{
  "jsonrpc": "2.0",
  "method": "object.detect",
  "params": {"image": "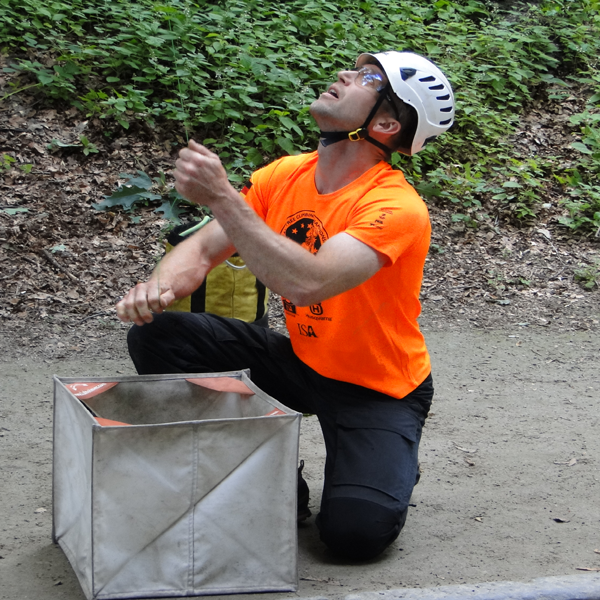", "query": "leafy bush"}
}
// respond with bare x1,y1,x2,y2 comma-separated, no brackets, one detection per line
1,0,599,231
92,170,202,224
